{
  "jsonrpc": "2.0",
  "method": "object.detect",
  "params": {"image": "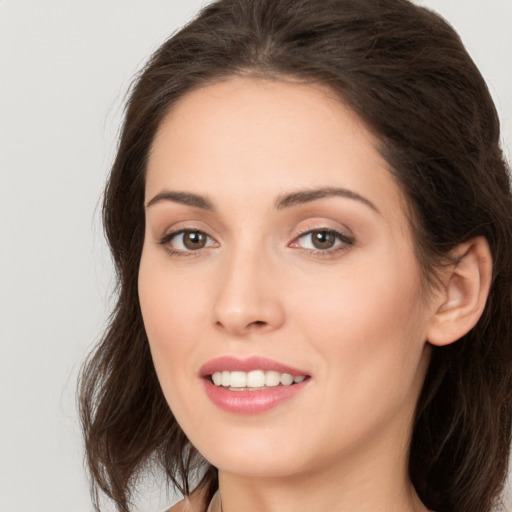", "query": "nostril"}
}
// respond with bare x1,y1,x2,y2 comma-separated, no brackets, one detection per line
214,318,268,334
